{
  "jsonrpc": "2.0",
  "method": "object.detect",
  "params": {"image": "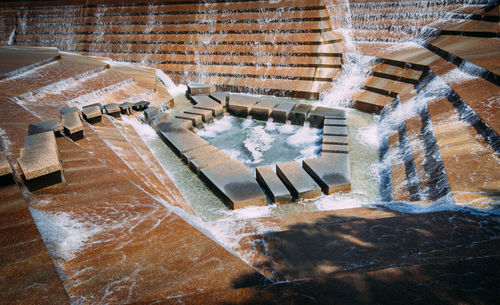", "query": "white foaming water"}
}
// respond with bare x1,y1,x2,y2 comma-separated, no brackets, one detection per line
8,29,15,45
244,125,275,164
155,69,187,98
441,68,477,84
286,125,321,147
356,123,379,147
196,115,235,137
